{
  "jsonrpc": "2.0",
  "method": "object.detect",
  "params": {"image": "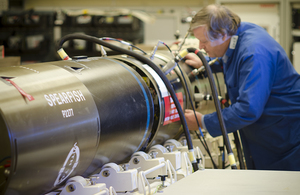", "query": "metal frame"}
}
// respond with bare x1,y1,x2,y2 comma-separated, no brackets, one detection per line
285,0,300,60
